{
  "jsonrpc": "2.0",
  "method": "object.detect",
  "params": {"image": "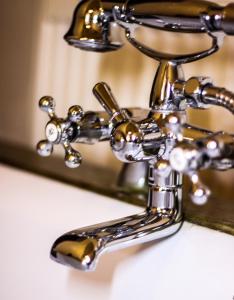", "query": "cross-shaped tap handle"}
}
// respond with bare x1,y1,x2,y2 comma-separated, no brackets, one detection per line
37,96,84,168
